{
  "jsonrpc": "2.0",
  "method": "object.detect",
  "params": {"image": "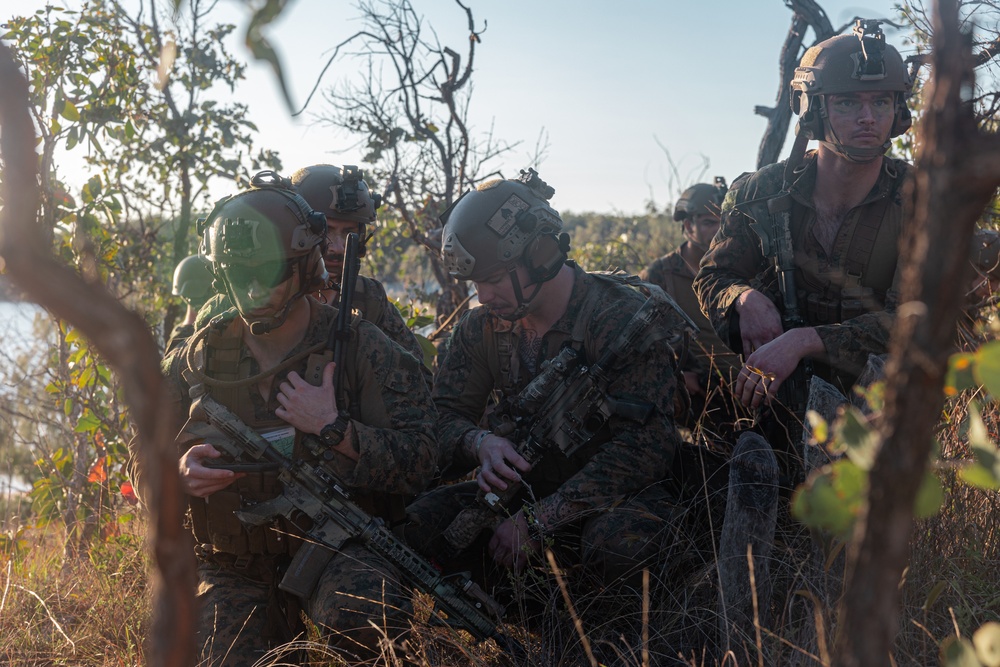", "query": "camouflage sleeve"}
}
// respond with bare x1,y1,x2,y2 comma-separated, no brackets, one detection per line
534,294,683,531
431,307,498,473
324,321,440,496
638,257,668,286
694,177,775,346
